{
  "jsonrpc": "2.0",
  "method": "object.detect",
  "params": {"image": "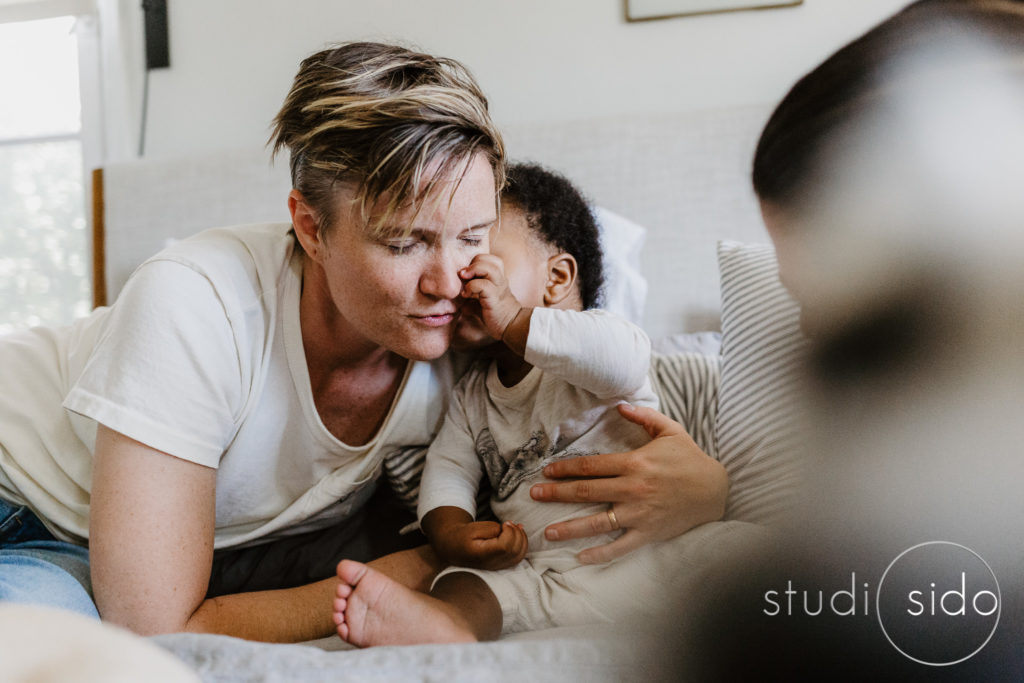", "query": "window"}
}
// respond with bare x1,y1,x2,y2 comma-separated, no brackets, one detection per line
0,15,90,333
